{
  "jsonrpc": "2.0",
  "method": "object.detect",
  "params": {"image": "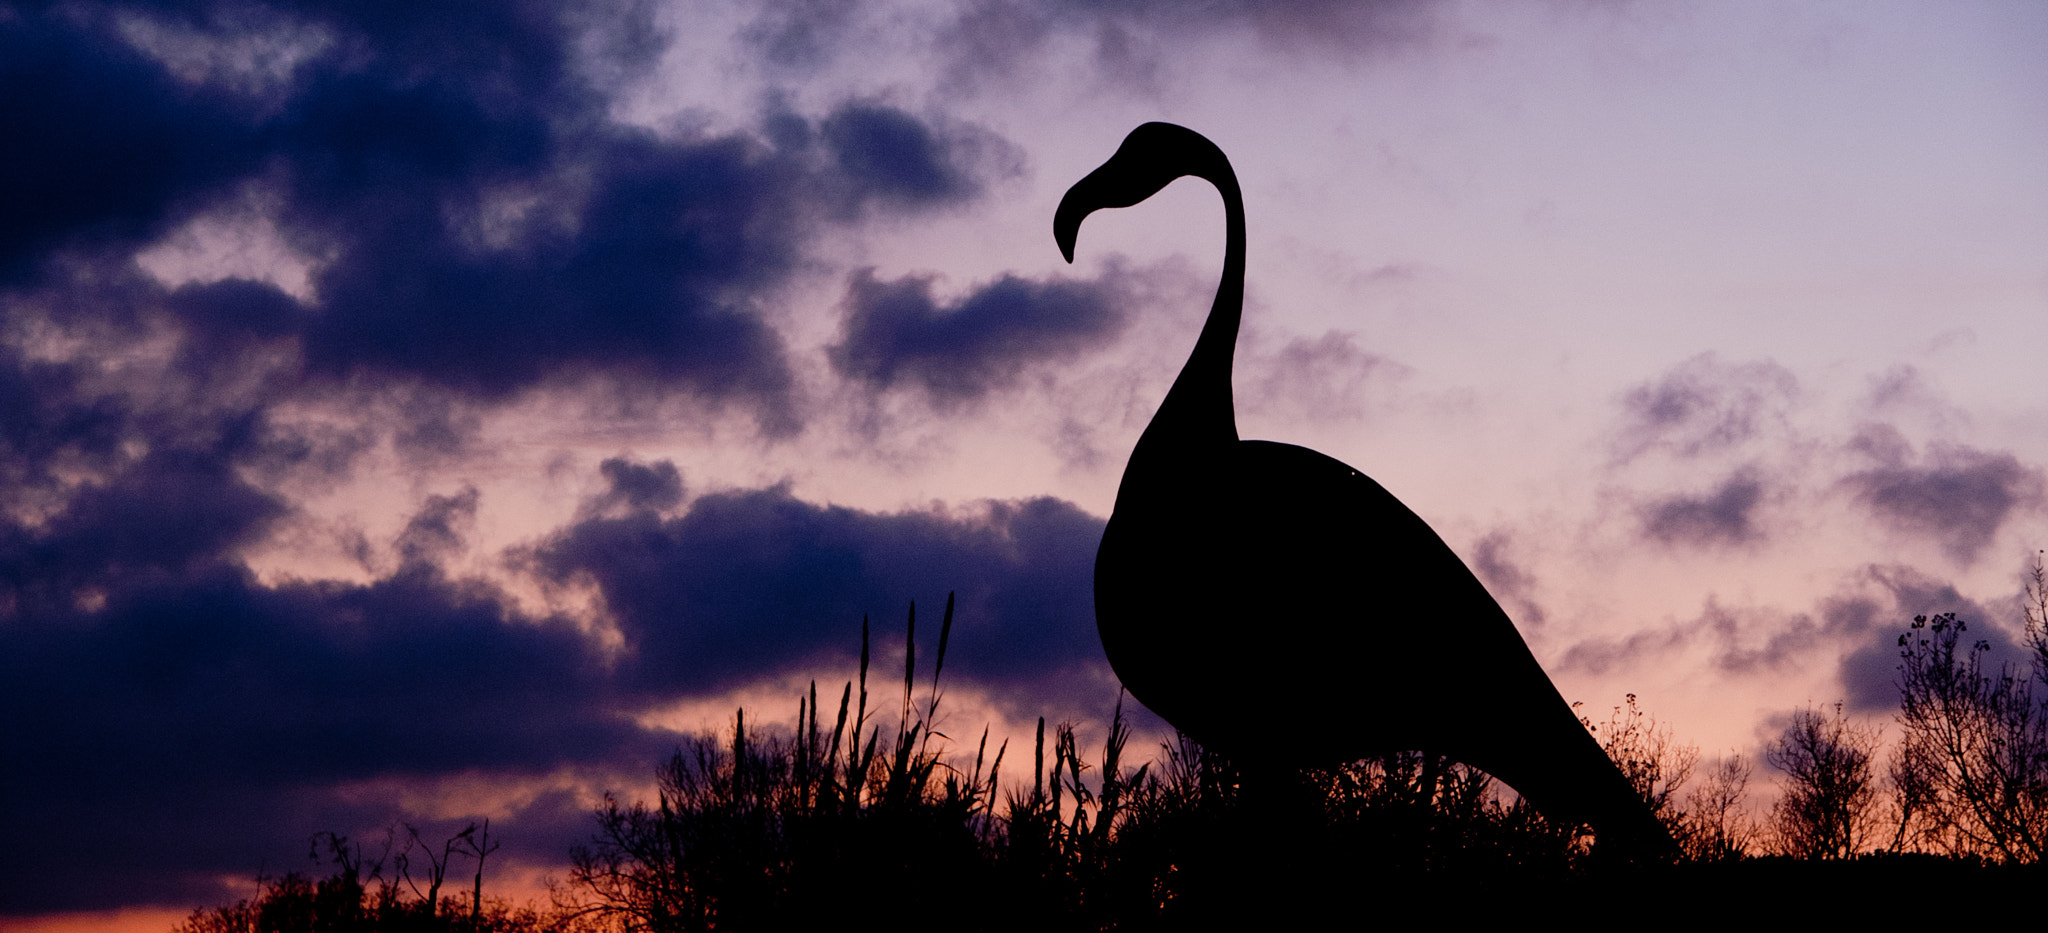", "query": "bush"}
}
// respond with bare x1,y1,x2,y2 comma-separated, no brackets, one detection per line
1680,752,1757,862
555,599,1610,930
1767,703,1880,860
174,828,575,933
558,598,1011,931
